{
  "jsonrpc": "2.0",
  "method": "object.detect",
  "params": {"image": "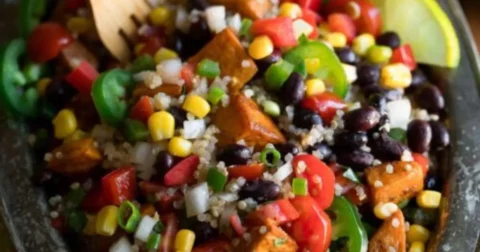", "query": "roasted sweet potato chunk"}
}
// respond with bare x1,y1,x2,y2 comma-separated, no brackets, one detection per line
132,83,183,99
368,210,406,252
248,219,298,252
209,0,272,20
365,161,424,205
48,138,102,175
188,28,257,91
213,94,286,149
